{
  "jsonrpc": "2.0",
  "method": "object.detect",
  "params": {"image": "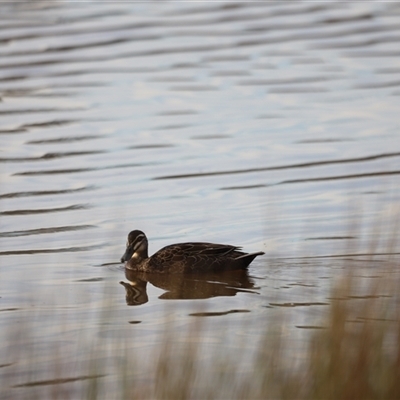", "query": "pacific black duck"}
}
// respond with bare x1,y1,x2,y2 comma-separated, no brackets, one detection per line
120,230,264,273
